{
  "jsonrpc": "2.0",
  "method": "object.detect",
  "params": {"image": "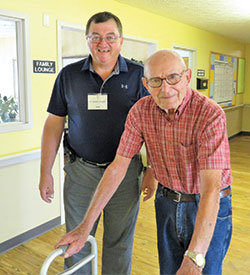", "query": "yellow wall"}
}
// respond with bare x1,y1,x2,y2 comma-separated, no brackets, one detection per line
0,0,248,156
224,107,243,137
244,44,250,104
